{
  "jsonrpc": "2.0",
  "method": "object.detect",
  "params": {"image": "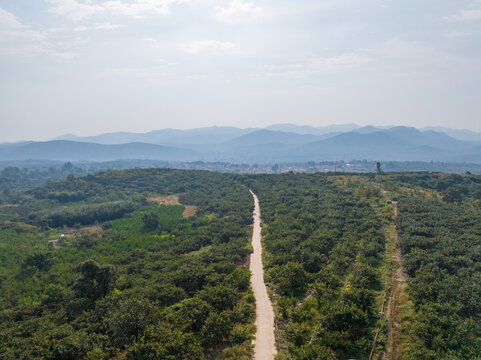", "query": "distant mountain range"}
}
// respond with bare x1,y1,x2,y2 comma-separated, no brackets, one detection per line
0,141,193,162
2,124,481,164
